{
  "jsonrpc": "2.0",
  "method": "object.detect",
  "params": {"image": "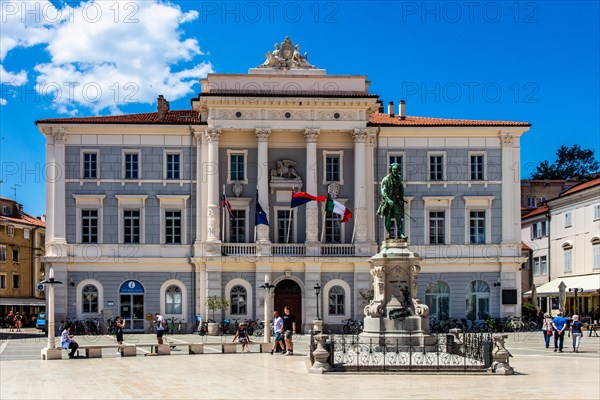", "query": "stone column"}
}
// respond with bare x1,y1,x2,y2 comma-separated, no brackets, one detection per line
45,130,56,250
255,128,271,243
205,128,221,244
193,129,203,245
304,129,320,243
352,129,369,246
